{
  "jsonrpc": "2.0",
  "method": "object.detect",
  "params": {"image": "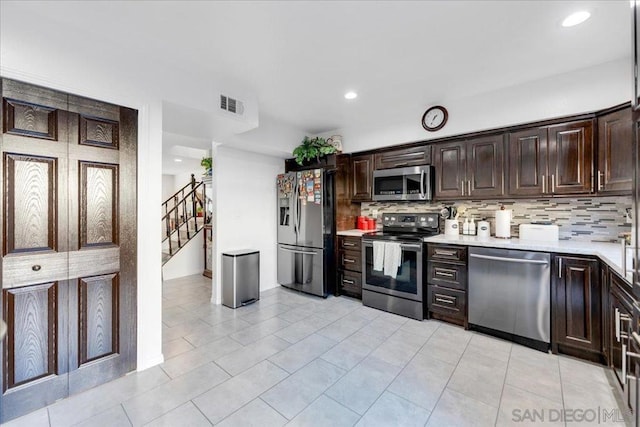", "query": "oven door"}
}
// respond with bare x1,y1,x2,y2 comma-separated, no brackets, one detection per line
361,239,423,301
